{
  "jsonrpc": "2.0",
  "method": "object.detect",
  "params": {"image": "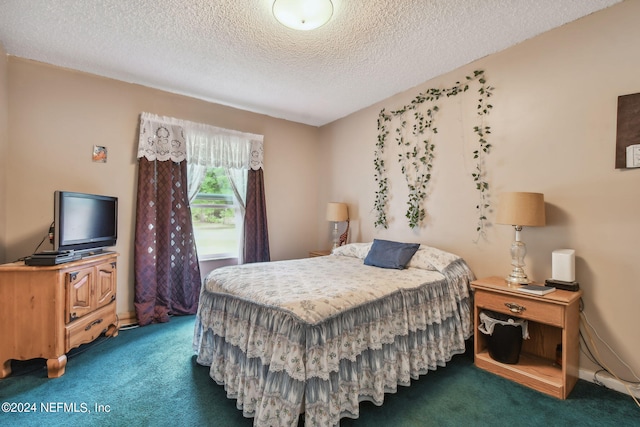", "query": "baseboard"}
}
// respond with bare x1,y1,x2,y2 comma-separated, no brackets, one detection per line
117,311,138,328
579,368,640,398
